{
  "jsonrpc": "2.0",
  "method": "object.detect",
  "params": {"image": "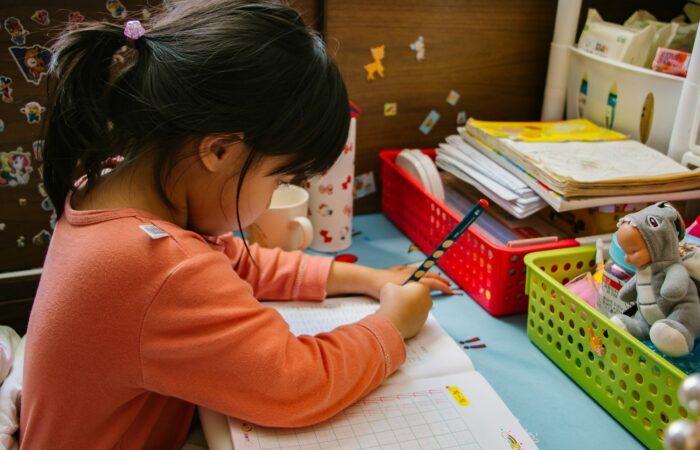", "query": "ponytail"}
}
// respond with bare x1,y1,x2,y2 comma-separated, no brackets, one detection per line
43,22,130,217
